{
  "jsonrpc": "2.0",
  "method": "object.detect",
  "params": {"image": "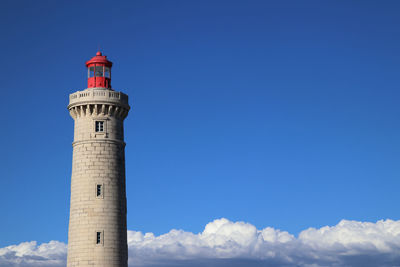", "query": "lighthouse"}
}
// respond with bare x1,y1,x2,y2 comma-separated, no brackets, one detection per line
67,52,130,267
